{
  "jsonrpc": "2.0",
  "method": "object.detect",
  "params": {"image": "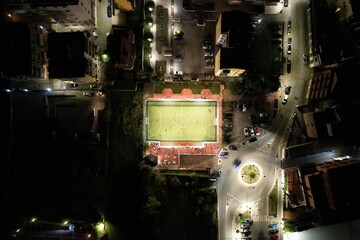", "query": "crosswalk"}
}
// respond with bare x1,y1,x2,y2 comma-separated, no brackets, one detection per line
252,214,269,223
